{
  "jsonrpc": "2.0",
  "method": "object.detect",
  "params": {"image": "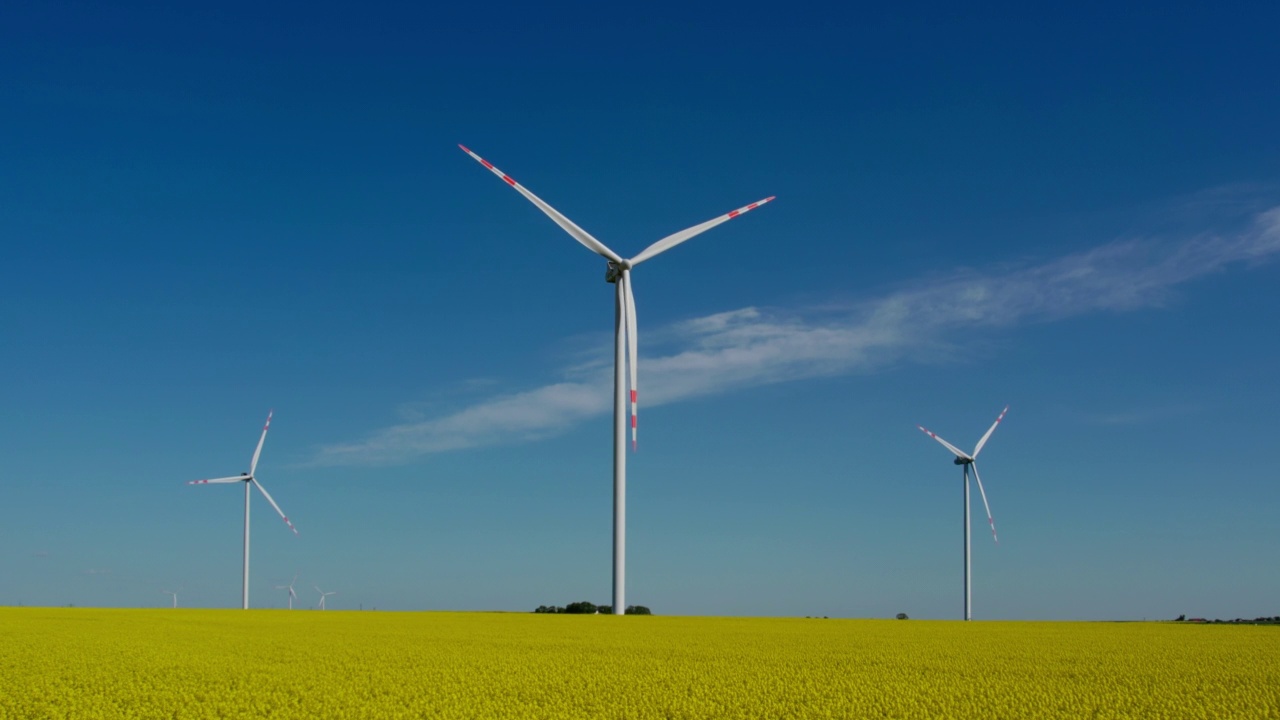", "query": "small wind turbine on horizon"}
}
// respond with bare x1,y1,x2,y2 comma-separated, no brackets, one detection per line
315,585,337,611
162,587,181,609
275,572,299,610
187,411,298,610
460,145,774,615
917,406,1007,621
